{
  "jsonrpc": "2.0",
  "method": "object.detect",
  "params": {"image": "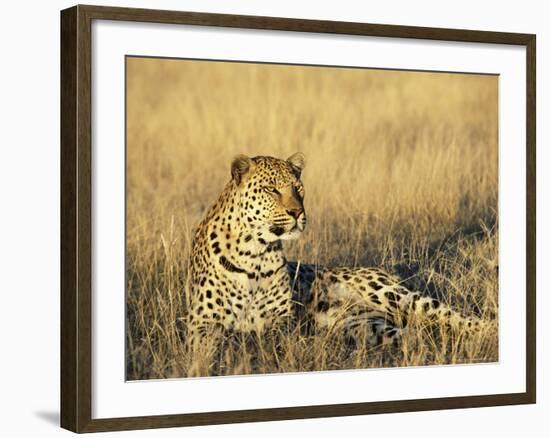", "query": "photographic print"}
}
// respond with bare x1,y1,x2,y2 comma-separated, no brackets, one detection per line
125,57,499,380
